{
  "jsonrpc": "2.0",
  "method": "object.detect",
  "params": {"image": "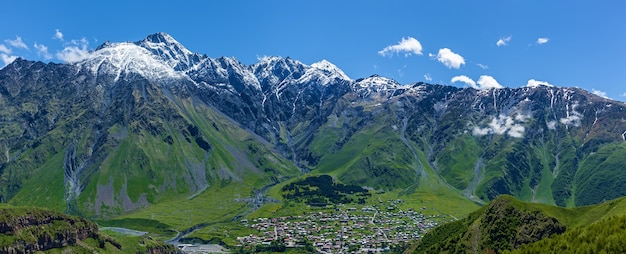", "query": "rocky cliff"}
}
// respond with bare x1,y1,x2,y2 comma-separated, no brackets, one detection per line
0,206,103,253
